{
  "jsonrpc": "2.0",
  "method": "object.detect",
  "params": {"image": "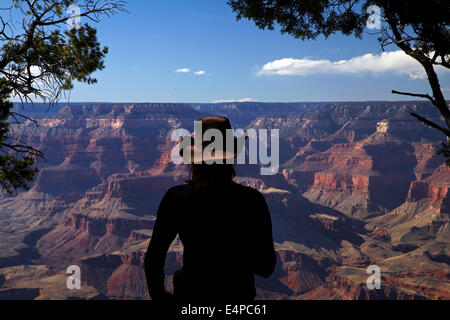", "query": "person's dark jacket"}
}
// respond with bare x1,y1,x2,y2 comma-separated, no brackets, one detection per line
144,181,276,301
